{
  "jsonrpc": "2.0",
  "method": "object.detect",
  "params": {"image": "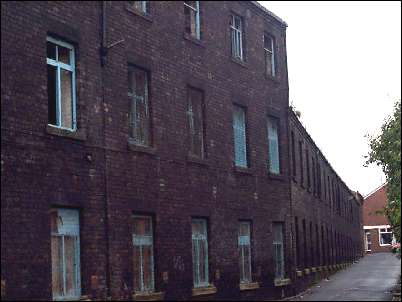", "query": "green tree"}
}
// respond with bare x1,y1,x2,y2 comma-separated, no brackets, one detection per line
366,100,401,246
